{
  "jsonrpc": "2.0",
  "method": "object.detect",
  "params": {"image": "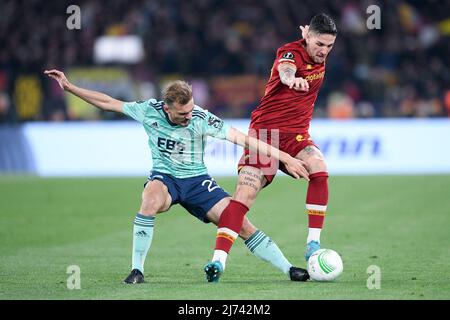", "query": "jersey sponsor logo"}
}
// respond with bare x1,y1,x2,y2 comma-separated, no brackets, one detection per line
157,137,185,156
207,116,223,129
304,71,325,82
151,122,158,129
